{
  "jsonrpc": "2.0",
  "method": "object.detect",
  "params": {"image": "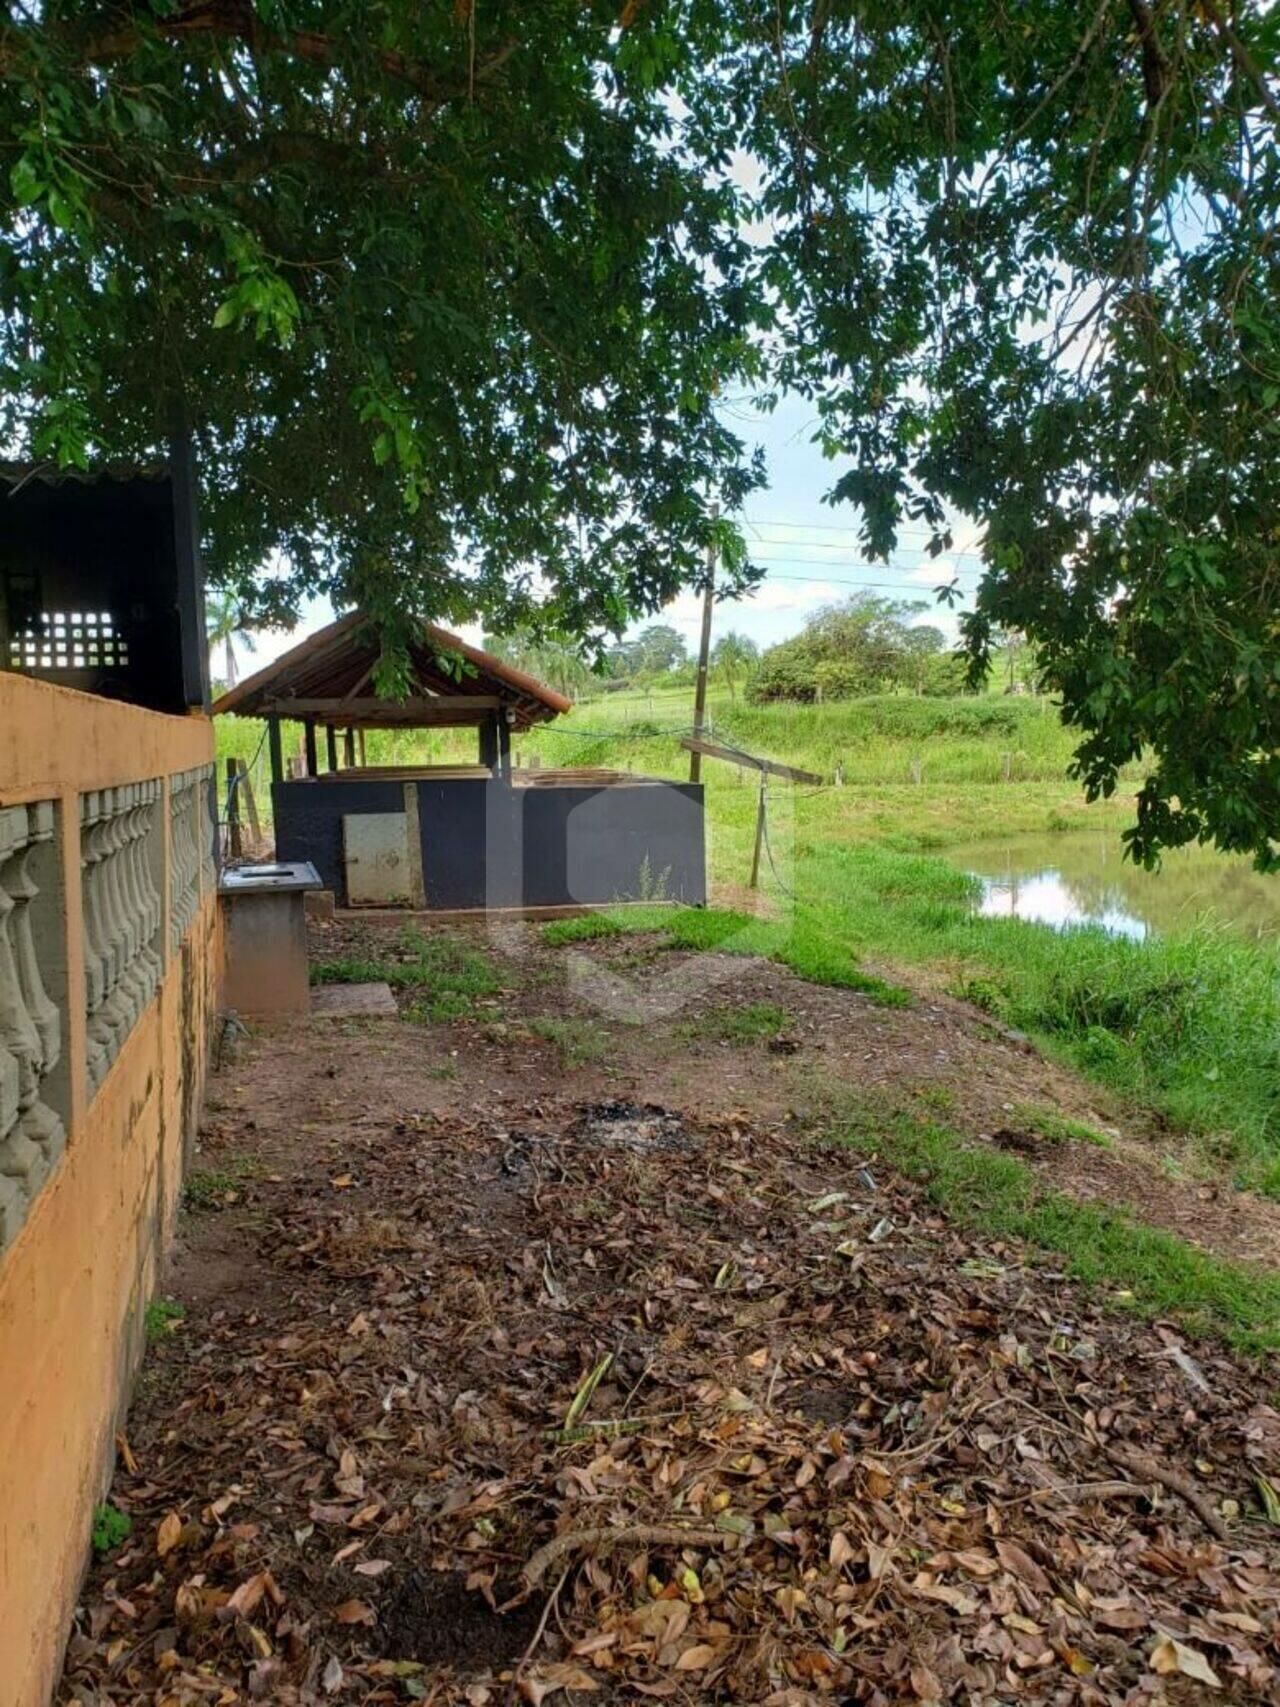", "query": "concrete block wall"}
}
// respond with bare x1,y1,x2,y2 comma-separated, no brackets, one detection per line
0,673,220,1707
273,774,707,909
